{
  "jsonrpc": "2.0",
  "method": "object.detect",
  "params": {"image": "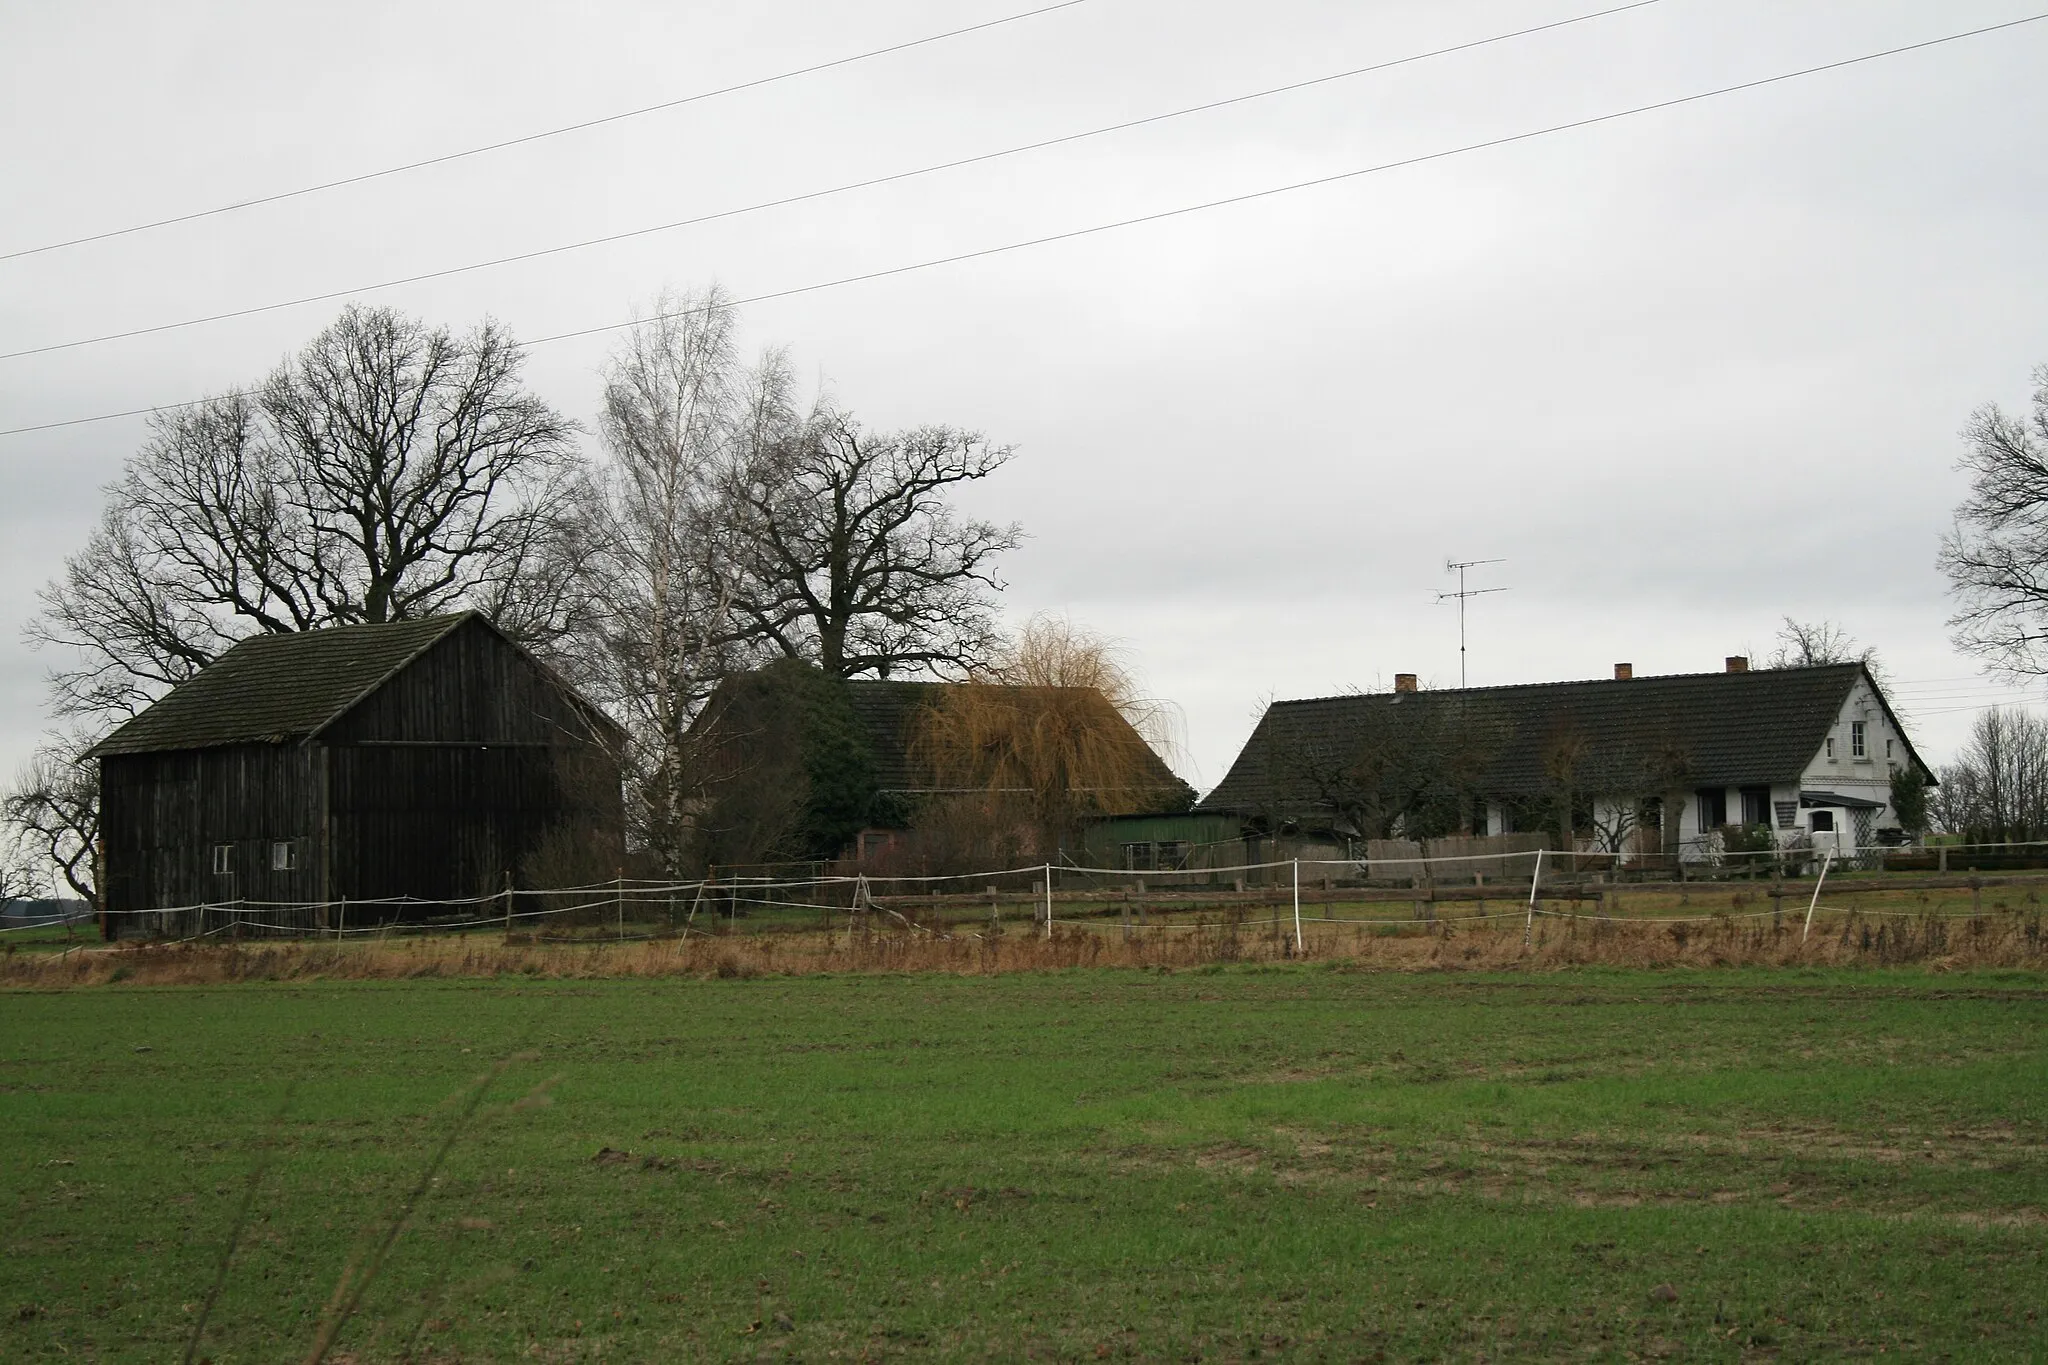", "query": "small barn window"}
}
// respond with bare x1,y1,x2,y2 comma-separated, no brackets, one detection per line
270,841,297,872
1810,810,1835,833
1155,840,1188,871
210,844,232,875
